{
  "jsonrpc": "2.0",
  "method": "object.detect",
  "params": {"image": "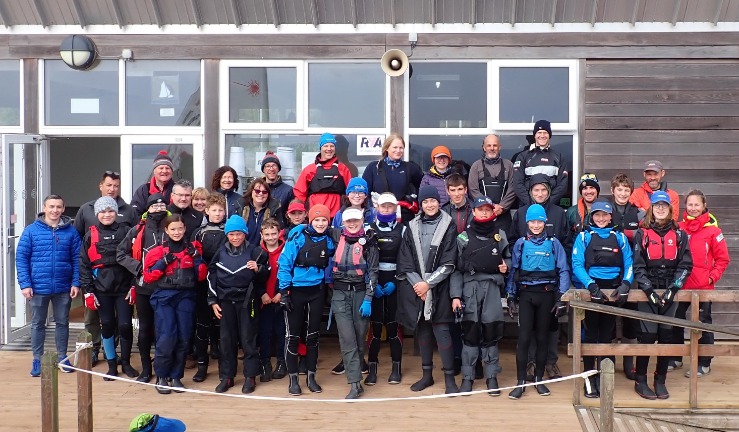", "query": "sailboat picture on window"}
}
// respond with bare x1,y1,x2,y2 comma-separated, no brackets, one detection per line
151,75,179,105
